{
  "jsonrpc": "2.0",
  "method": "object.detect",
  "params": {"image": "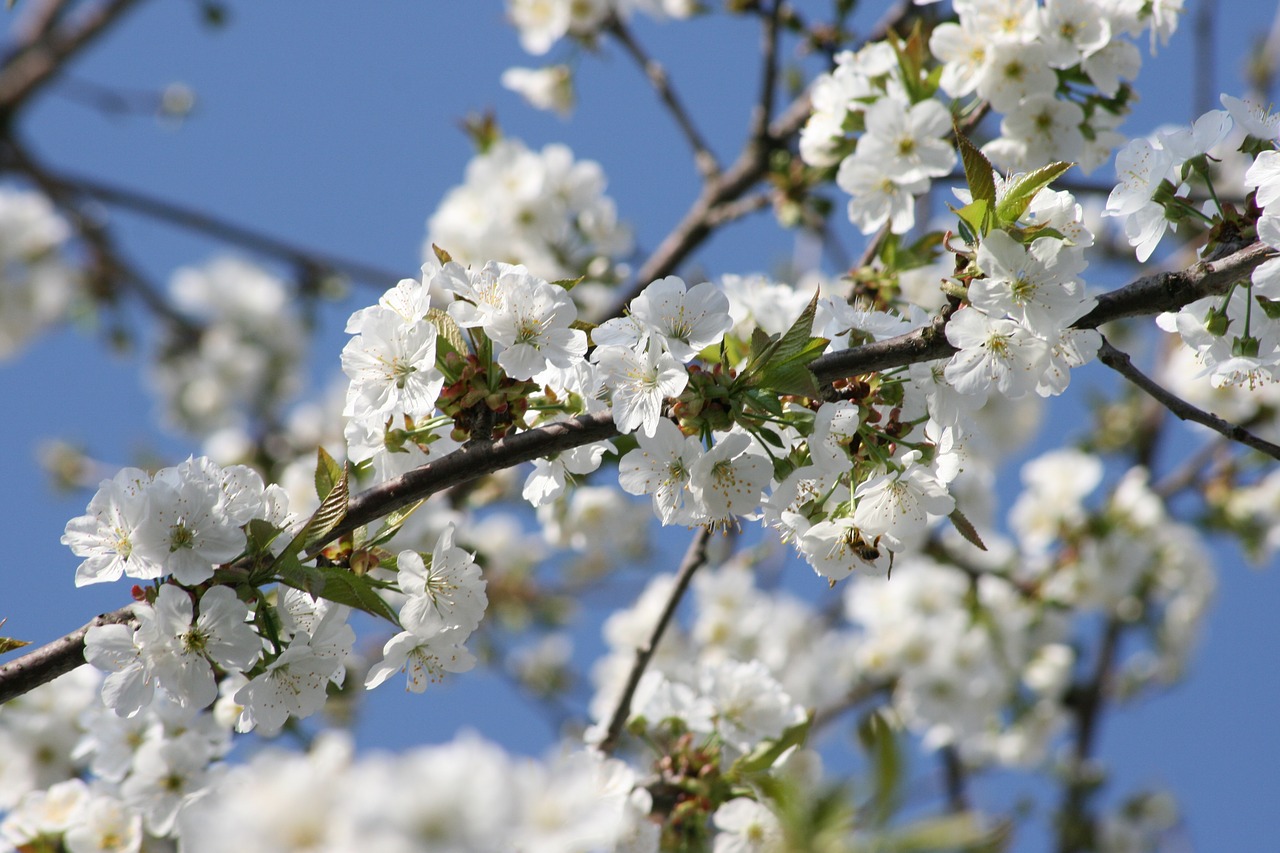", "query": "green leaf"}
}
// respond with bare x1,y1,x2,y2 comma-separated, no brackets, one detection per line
953,198,993,241
743,294,828,398
955,126,997,209
366,498,426,549
550,275,585,292
730,718,811,776
314,447,343,504
995,161,1073,225
431,243,454,265
949,507,988,551
858,709,903,828
748,326,775,365
755,425,787,448
0,636,30,655
743,387,785,418
296,566,401,625
274,553,327,599
427,307,468,357
303,463,349,551
245,518,284,556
